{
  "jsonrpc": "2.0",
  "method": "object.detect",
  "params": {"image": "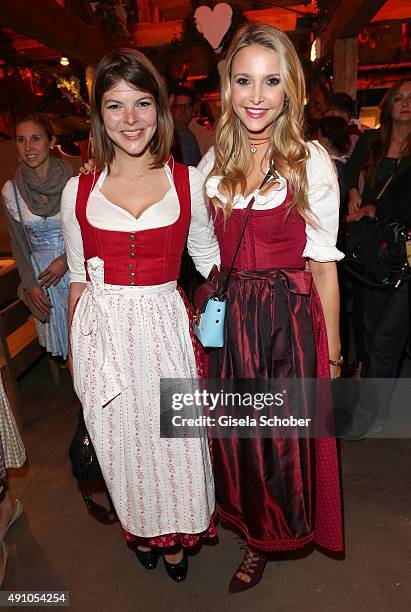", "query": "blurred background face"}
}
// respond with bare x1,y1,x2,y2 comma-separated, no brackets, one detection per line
324,108,350,123
317,129,330,151
172,95,193,126
309,84,328,120
391,81,411,124
16,120,53,171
